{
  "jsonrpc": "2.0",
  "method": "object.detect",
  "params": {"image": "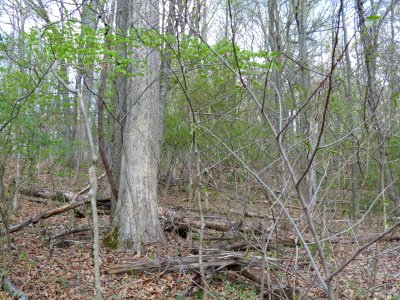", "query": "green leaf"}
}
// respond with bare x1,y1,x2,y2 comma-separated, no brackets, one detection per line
341,209,350,218
271,60,281,71
305,141,312,151
294,84,302,93
392,92,400,108
366,15,380,21
383,197,389,207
